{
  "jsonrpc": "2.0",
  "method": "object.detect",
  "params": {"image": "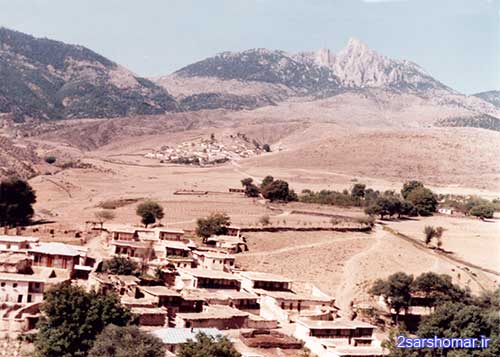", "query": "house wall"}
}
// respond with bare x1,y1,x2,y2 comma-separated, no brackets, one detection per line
0,280,44,304
31,253,78,270
136,312,167,326
159,232,184,241
0,242,30,251
175,315,247,330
